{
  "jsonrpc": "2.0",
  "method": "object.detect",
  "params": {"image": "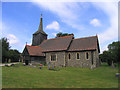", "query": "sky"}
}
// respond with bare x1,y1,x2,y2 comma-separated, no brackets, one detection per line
1,0,118,53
